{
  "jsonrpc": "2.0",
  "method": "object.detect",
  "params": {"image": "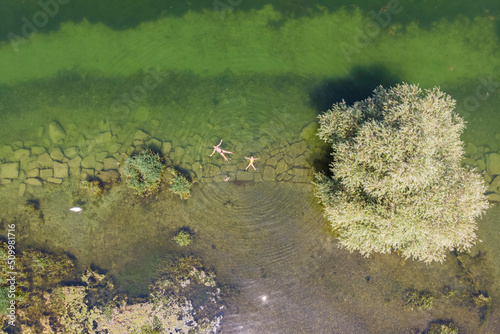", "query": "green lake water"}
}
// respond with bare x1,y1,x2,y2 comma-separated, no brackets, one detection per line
1,0,500,333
